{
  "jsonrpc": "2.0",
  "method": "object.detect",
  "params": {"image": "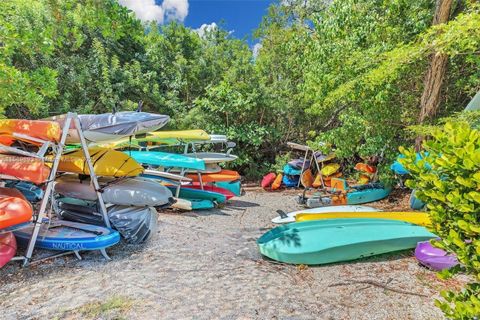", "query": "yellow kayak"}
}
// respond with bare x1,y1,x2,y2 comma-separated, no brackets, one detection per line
100,130,210,148
295,211,431,226
52,147,143,177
